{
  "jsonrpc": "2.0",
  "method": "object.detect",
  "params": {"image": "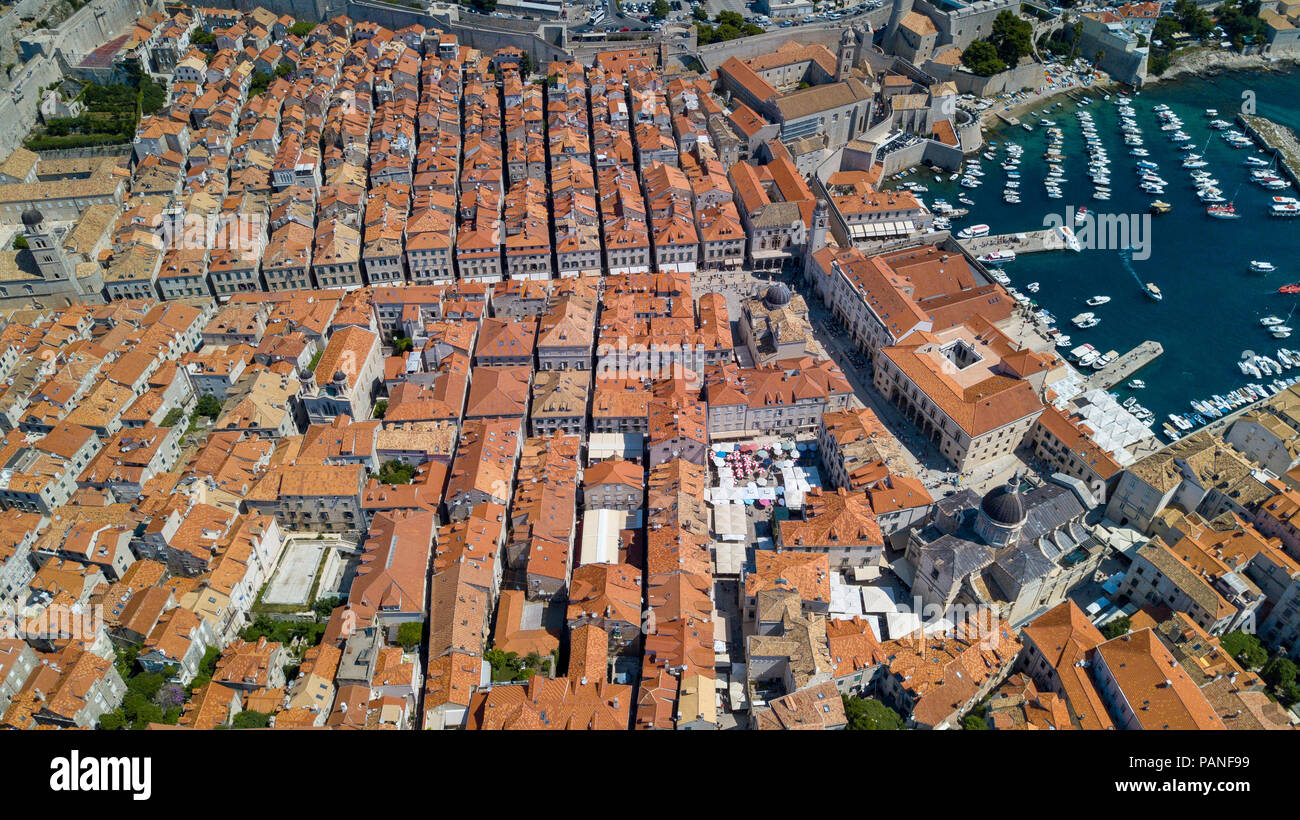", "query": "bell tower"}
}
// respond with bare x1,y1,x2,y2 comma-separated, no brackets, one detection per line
21,208,72,282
